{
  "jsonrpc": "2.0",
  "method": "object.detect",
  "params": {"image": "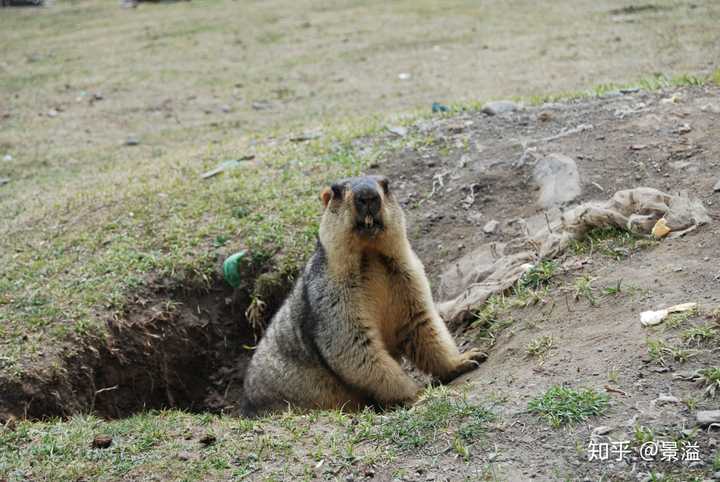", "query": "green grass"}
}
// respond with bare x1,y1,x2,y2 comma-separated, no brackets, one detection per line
520,260,558,290
528,386,609,428
0,386,494,480
526,335,553,360
698,367,720,398
568,227,656,260
573,275,597,306
681,325,717,346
